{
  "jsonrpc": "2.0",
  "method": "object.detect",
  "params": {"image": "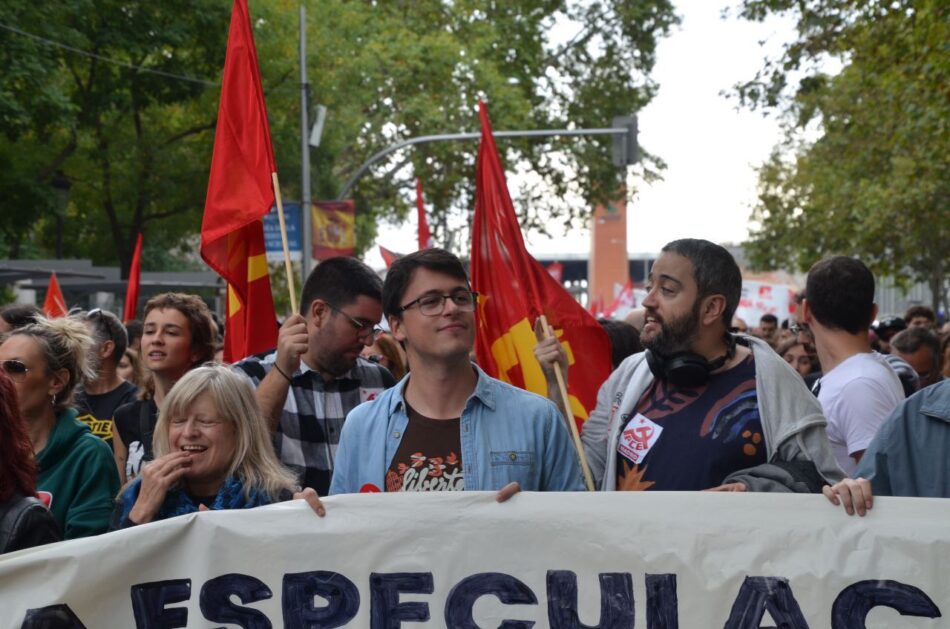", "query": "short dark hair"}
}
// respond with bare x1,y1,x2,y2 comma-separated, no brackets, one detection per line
760,314,778,325
300,257,382,315
904,305,936,324
660,239,742,328
76,308,128,363
891,326,940,360
805,256,875,334
0,304,41,330
597,319,642,368
383,249,469,320
125,319,144,345
143,293,217,366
